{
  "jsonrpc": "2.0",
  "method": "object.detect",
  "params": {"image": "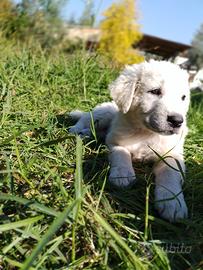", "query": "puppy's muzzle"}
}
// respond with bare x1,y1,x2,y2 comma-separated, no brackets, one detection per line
167,114,184,128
